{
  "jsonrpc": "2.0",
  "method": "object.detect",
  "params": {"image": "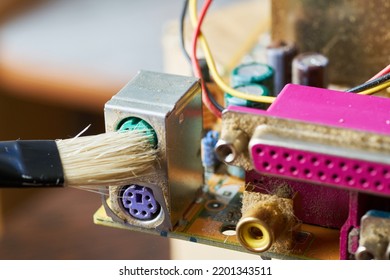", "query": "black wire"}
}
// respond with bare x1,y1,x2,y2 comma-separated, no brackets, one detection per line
198,58,224,112
180,0,192,65
346,72,390,93
204,83,225,112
